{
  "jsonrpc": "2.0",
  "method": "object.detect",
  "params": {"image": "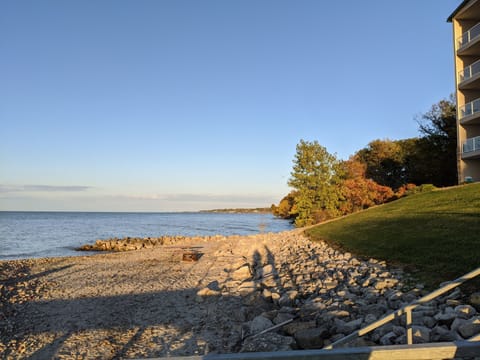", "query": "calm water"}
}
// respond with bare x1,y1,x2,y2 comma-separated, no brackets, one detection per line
0,211,293,260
